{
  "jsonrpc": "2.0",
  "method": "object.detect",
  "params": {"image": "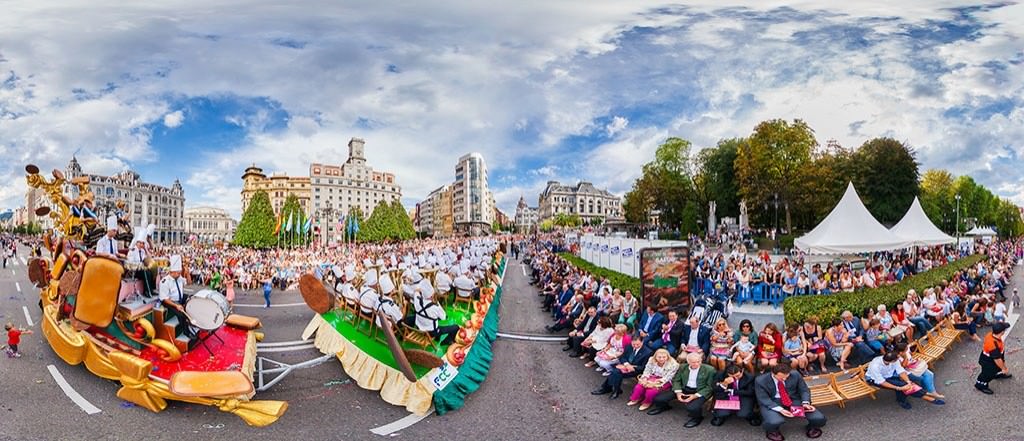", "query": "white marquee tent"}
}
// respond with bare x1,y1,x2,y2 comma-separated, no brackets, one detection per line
794,182,913,254
889,197,956,246
965,226,998,237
